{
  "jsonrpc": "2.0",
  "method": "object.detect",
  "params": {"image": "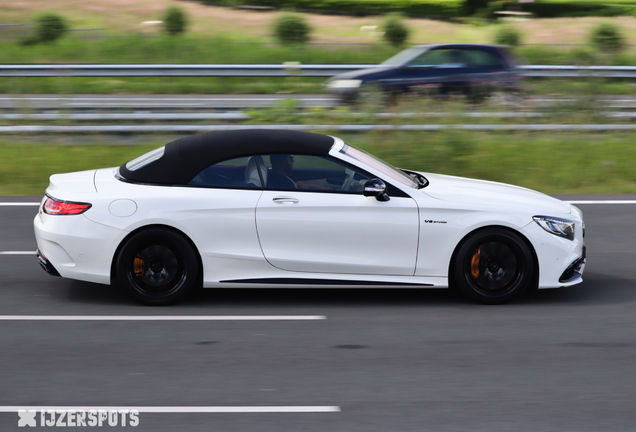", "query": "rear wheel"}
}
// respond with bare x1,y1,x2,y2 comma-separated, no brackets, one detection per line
115,228,199,305
452,228,535,304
